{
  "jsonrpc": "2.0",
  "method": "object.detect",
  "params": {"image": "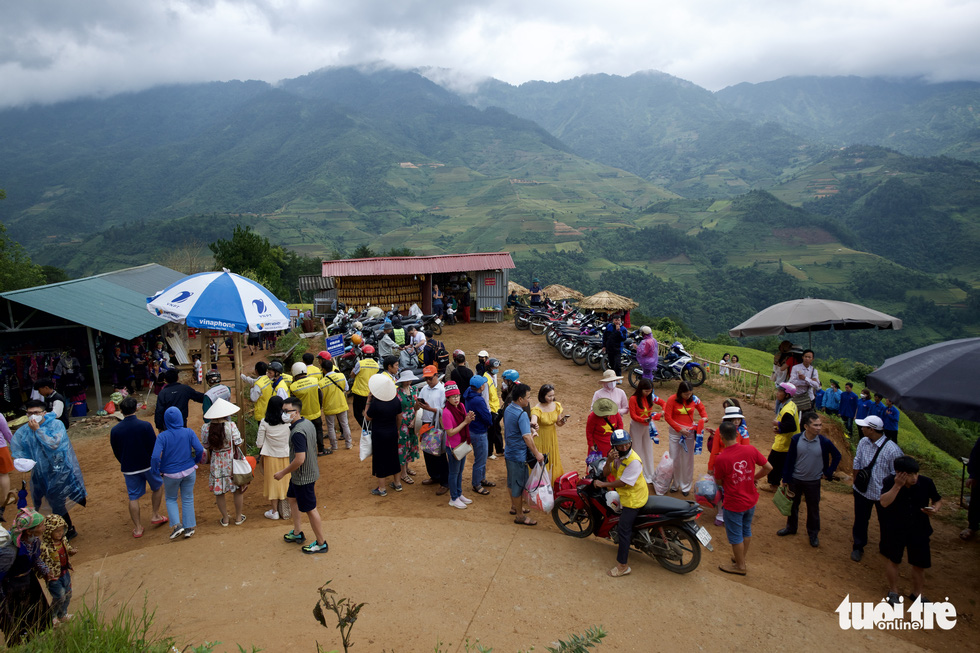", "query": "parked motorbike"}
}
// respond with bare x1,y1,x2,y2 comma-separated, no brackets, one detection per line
627,341,705,388
552,460,712,574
